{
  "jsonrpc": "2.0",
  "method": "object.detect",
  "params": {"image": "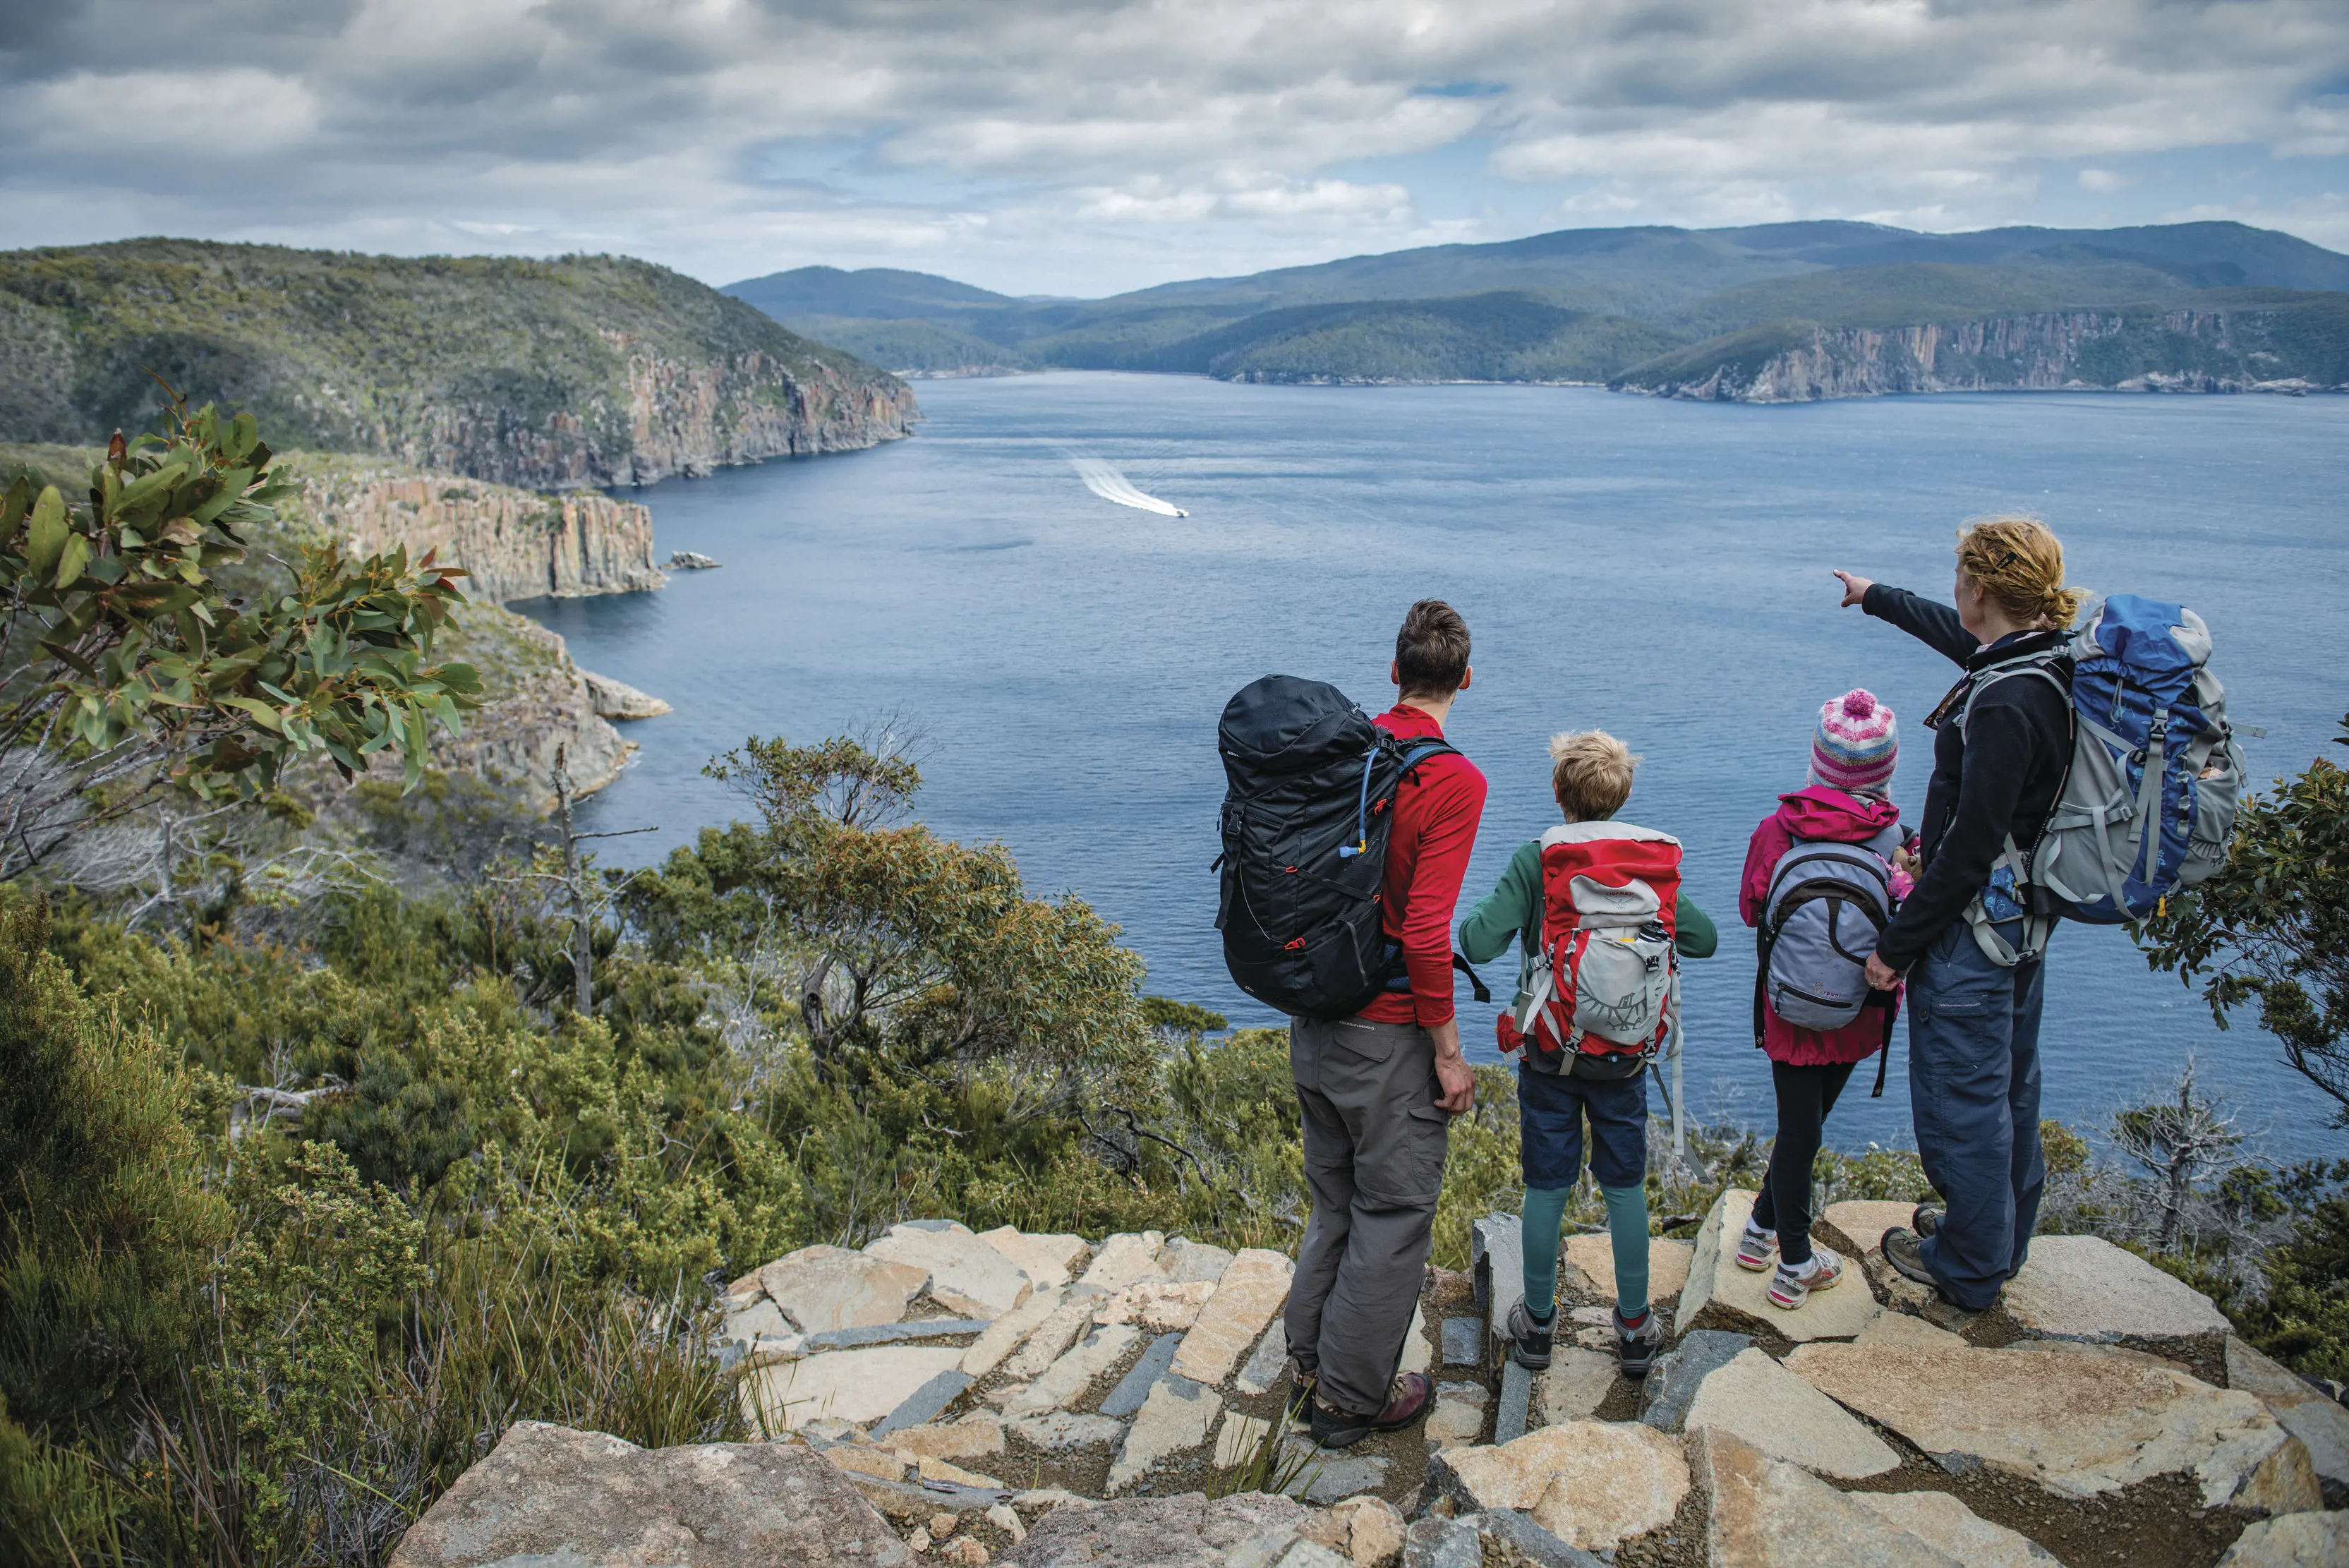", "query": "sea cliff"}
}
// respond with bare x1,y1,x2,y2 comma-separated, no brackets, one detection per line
300,466,664,604
1613,306,2349,403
